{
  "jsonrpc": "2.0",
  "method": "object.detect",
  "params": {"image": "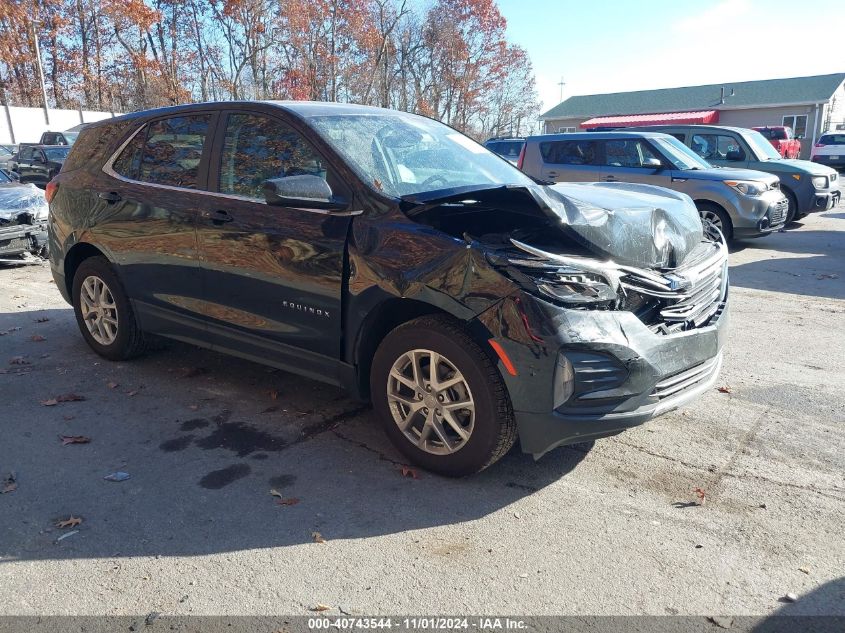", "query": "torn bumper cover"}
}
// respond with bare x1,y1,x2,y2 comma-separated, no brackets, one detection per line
474,182,729,457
